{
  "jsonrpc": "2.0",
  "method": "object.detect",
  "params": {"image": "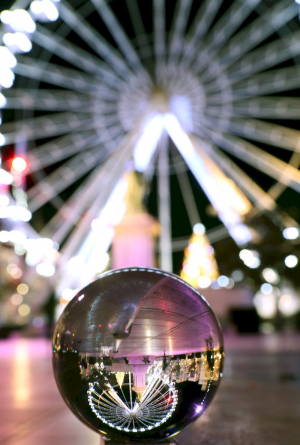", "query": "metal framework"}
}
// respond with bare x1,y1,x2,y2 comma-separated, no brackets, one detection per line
0,0,300,302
